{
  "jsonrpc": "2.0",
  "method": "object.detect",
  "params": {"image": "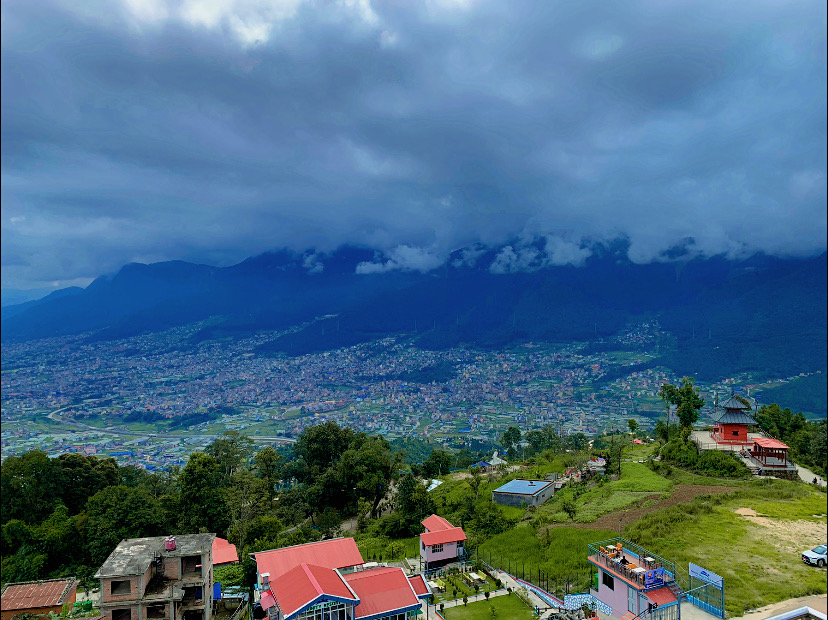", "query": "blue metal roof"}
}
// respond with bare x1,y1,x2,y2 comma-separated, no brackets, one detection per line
494,479,552,496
